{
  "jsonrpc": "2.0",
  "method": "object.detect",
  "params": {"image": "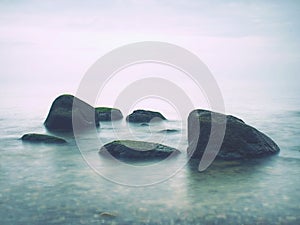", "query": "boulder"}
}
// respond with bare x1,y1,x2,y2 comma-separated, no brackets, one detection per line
99,140,180,159
187,109,280,160
21,133,67,144
126,110,166,123
95,107,123,121
44,94,100,131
